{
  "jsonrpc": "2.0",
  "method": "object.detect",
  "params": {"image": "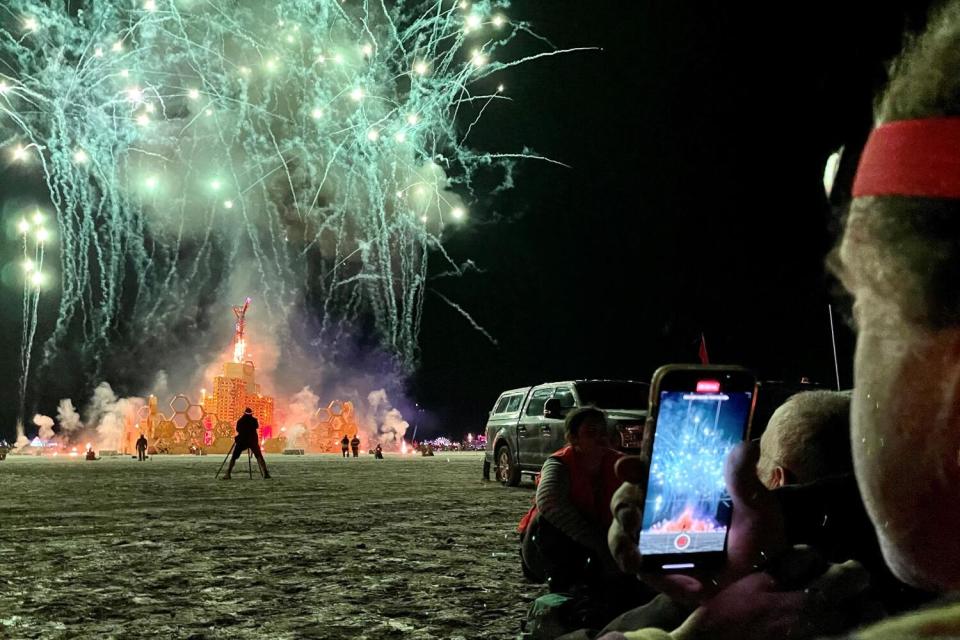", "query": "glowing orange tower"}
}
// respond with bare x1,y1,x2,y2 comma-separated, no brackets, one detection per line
201,298,275,438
